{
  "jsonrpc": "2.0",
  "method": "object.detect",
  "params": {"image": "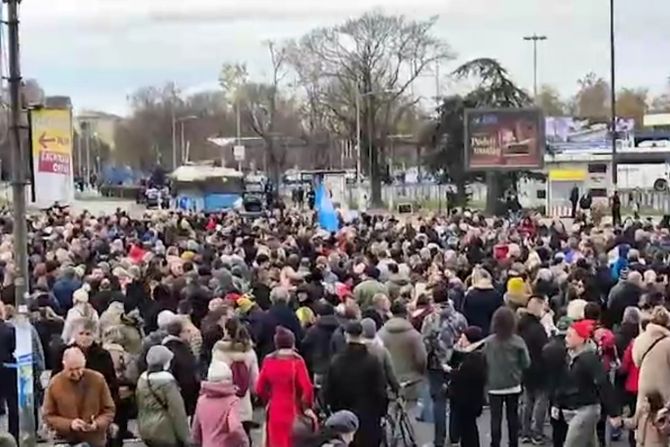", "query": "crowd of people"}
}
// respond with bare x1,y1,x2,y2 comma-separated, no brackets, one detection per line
1,203,670,447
